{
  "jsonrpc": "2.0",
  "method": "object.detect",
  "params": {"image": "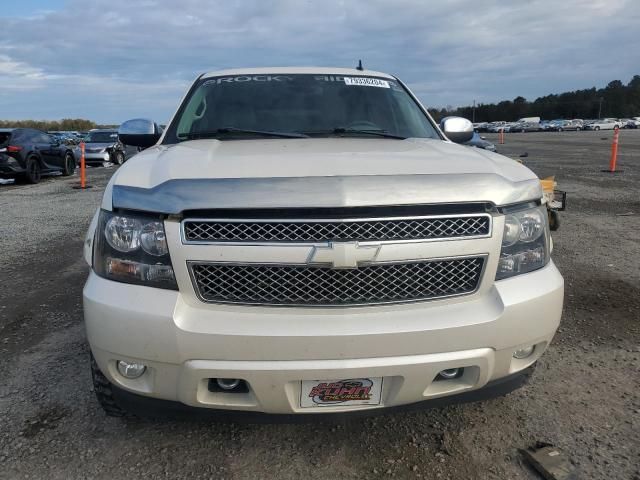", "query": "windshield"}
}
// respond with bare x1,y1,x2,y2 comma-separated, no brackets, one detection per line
86,132,117,143
163,74,439,143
